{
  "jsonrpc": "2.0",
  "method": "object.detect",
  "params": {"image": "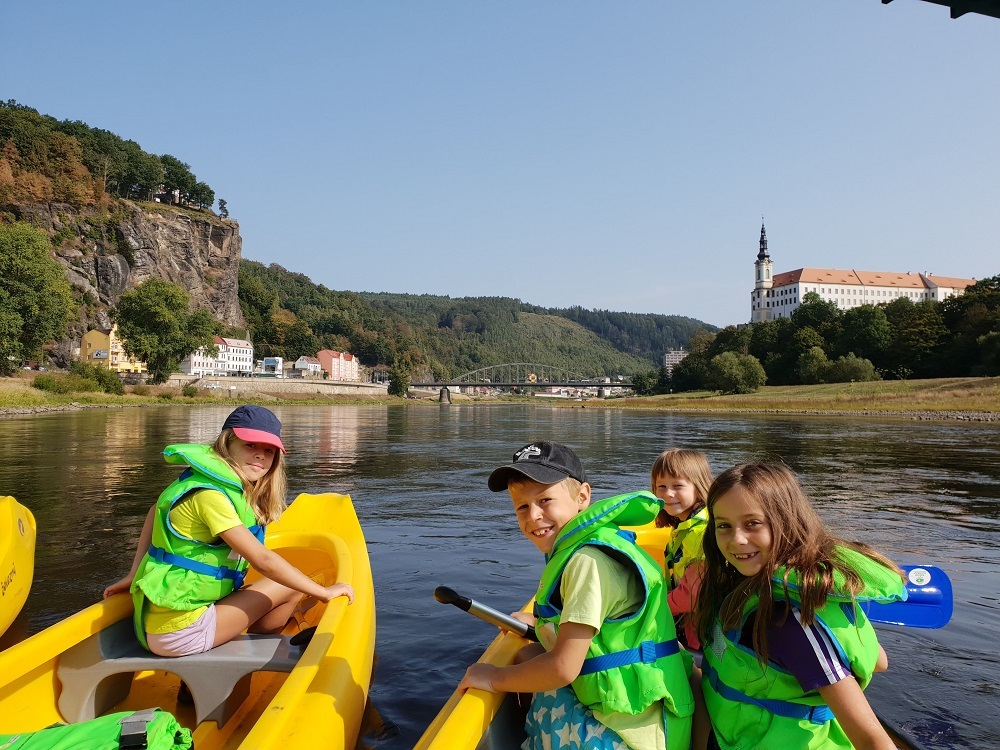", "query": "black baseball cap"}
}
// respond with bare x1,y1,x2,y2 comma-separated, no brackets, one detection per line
487,441,588,492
